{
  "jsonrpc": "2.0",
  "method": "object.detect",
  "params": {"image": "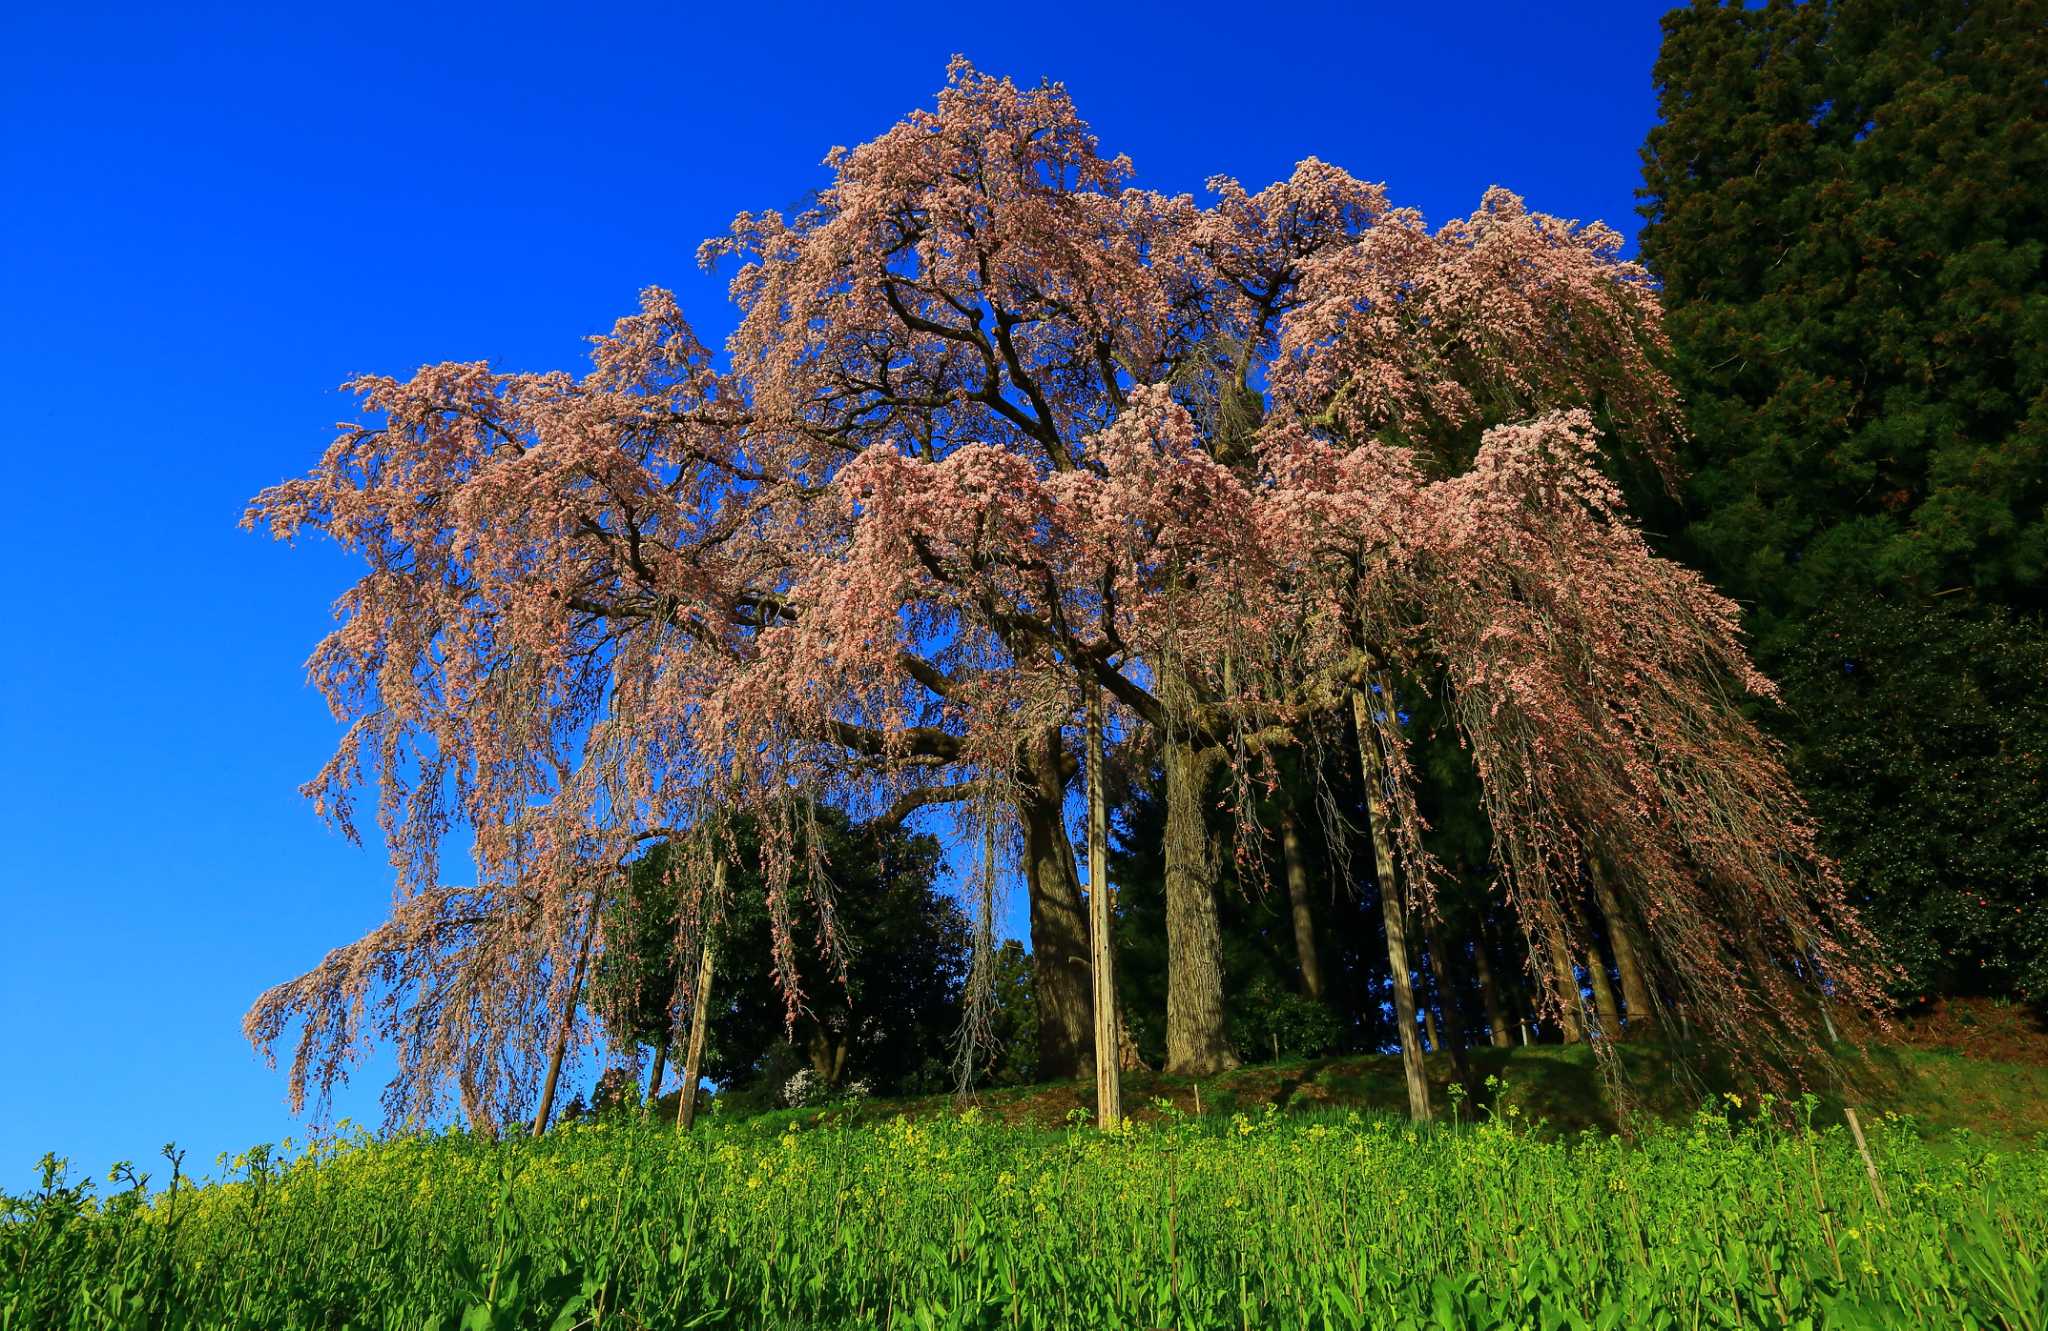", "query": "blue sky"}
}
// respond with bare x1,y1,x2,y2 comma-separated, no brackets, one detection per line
0,0,1673,1188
